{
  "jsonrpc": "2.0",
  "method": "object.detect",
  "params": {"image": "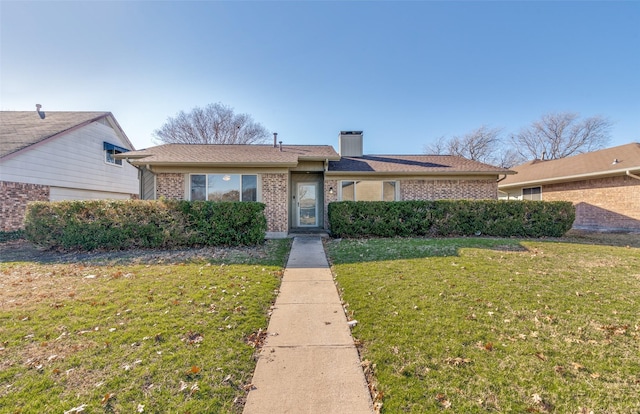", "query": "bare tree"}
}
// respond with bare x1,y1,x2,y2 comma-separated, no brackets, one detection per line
511,112,611,160
153,103,270,144
425,125,520,167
